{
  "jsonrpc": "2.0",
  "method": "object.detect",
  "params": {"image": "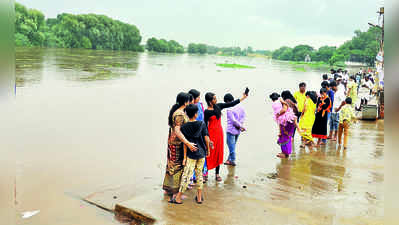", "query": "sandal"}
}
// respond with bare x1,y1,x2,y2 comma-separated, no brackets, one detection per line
168,197,183,204
195,196,203,204
224,161,236,166
215,175,222,182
